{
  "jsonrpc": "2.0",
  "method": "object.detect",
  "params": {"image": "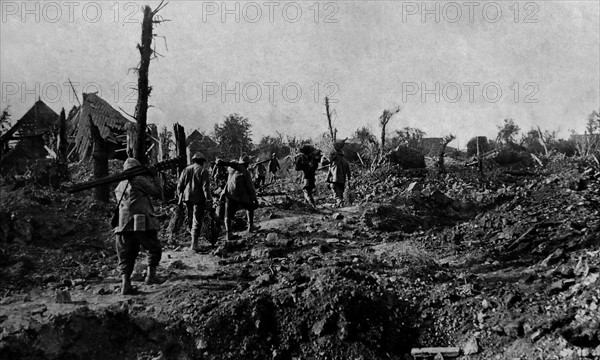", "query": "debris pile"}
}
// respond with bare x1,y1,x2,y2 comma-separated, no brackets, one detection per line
1,155,599,359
